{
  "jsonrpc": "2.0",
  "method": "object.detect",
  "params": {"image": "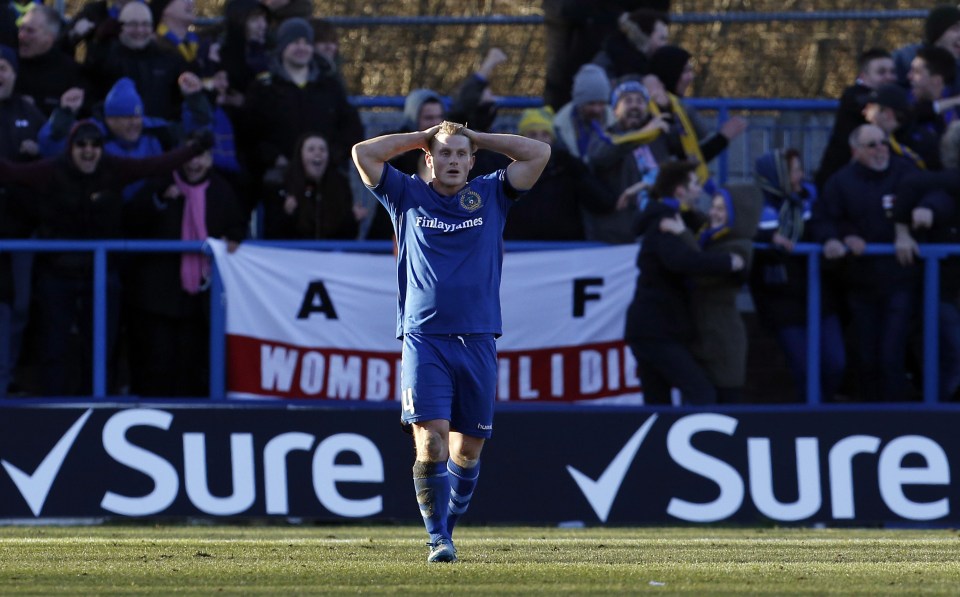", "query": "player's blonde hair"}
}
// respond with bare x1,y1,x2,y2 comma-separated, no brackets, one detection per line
428,121,477,153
